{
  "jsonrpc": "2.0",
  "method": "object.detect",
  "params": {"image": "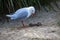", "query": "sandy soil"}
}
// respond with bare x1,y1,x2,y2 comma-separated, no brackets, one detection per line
0,7,60,40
